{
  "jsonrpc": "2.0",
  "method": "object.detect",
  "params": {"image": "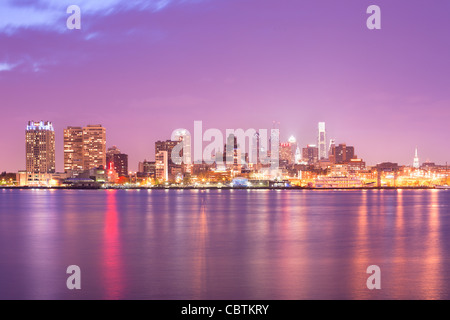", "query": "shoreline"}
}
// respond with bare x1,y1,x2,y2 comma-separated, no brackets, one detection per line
0,186,445,191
